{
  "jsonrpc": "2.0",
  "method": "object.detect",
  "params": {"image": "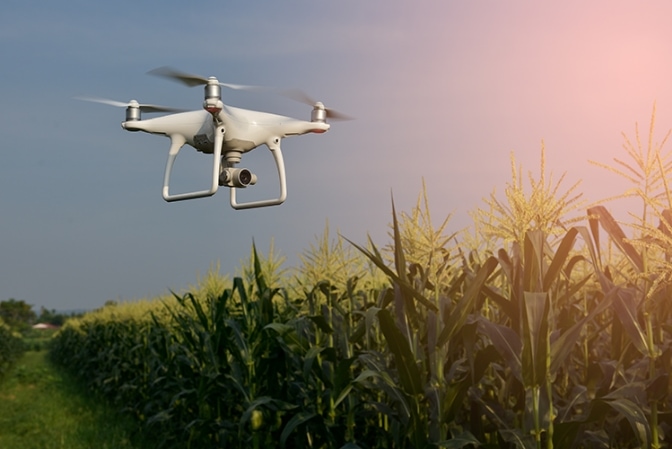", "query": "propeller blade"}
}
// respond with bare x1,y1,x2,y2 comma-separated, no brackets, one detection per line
147,66,209,87
148,67,353,119
148,66,271,92
75,96,129,108
278,89,354,121
218,82,272,93
280,88,317,106
325,109,354,121
75,96,185,113
138,104,186,113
